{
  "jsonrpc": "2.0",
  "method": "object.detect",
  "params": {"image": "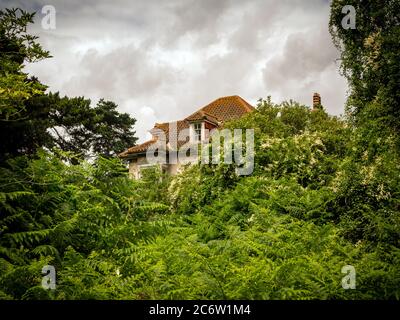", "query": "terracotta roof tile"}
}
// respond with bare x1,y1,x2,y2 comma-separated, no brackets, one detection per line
185,110,220,124
188,95,255,122
119,139,157,157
